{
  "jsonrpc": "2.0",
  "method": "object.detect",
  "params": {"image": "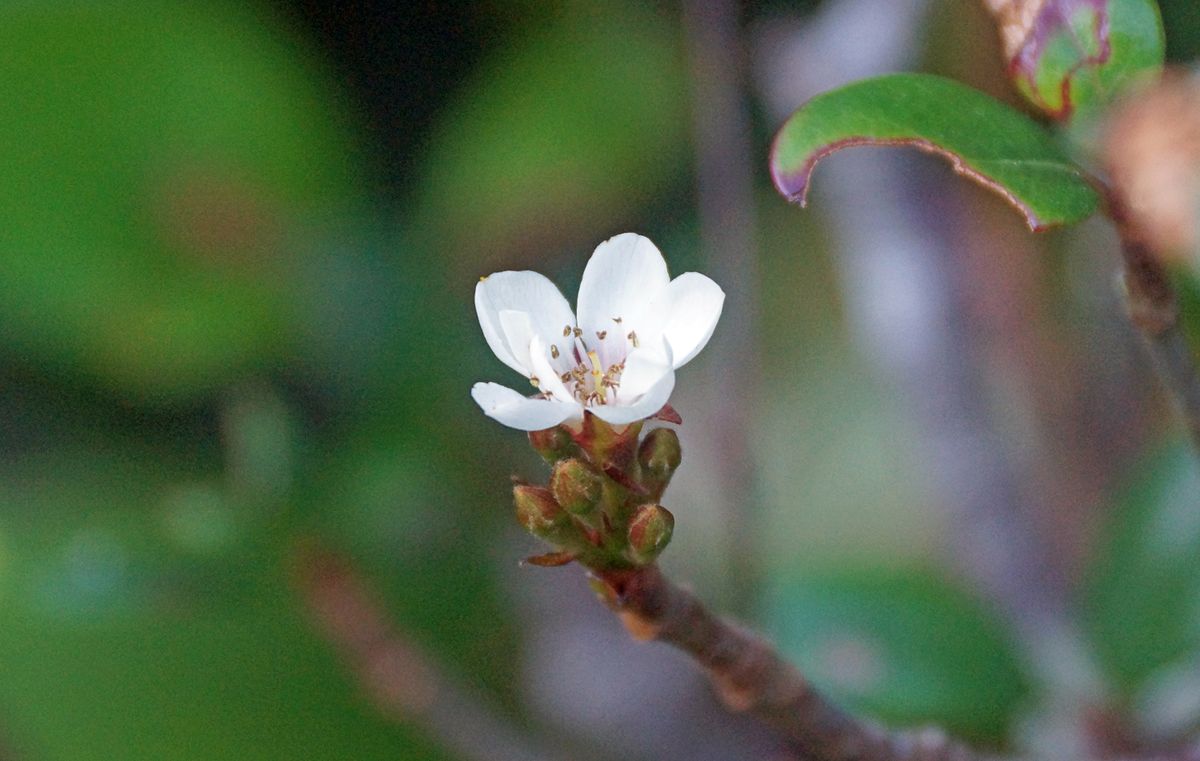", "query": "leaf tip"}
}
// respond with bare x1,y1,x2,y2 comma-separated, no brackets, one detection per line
769,162,810,208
